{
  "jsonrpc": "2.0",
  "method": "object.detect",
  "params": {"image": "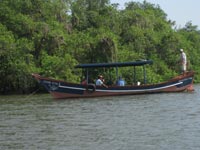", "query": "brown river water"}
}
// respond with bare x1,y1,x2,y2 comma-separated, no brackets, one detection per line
0,84,200,150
